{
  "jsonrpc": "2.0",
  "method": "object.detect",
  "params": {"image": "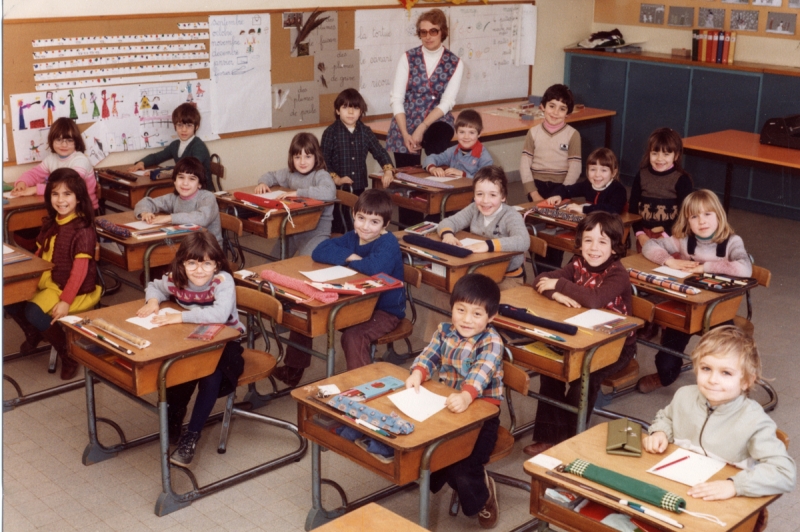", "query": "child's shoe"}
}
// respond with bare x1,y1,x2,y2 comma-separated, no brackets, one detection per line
167,407,186,446
170,431,200,467
273,365,304,387
637,373,663,394
478,472,499,529
523,441,553,457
